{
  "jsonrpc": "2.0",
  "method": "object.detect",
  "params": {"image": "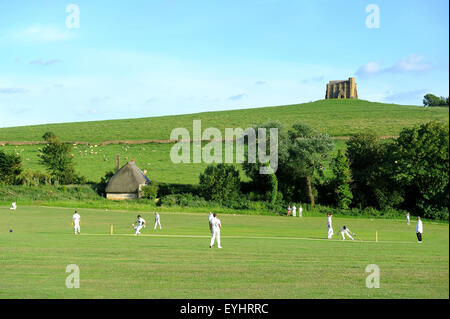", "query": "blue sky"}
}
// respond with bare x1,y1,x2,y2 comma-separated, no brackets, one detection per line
0,0,448,128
